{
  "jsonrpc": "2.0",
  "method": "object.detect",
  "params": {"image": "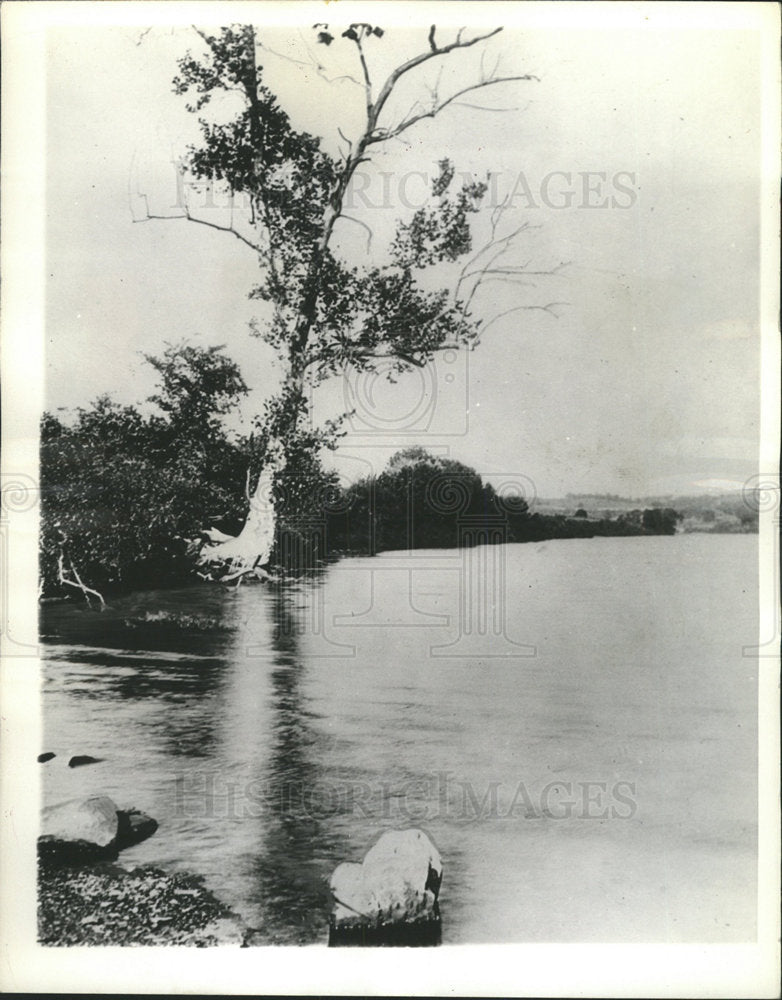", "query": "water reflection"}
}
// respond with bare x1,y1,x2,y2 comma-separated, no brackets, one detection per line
230,579,339,942
42,588,246,761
